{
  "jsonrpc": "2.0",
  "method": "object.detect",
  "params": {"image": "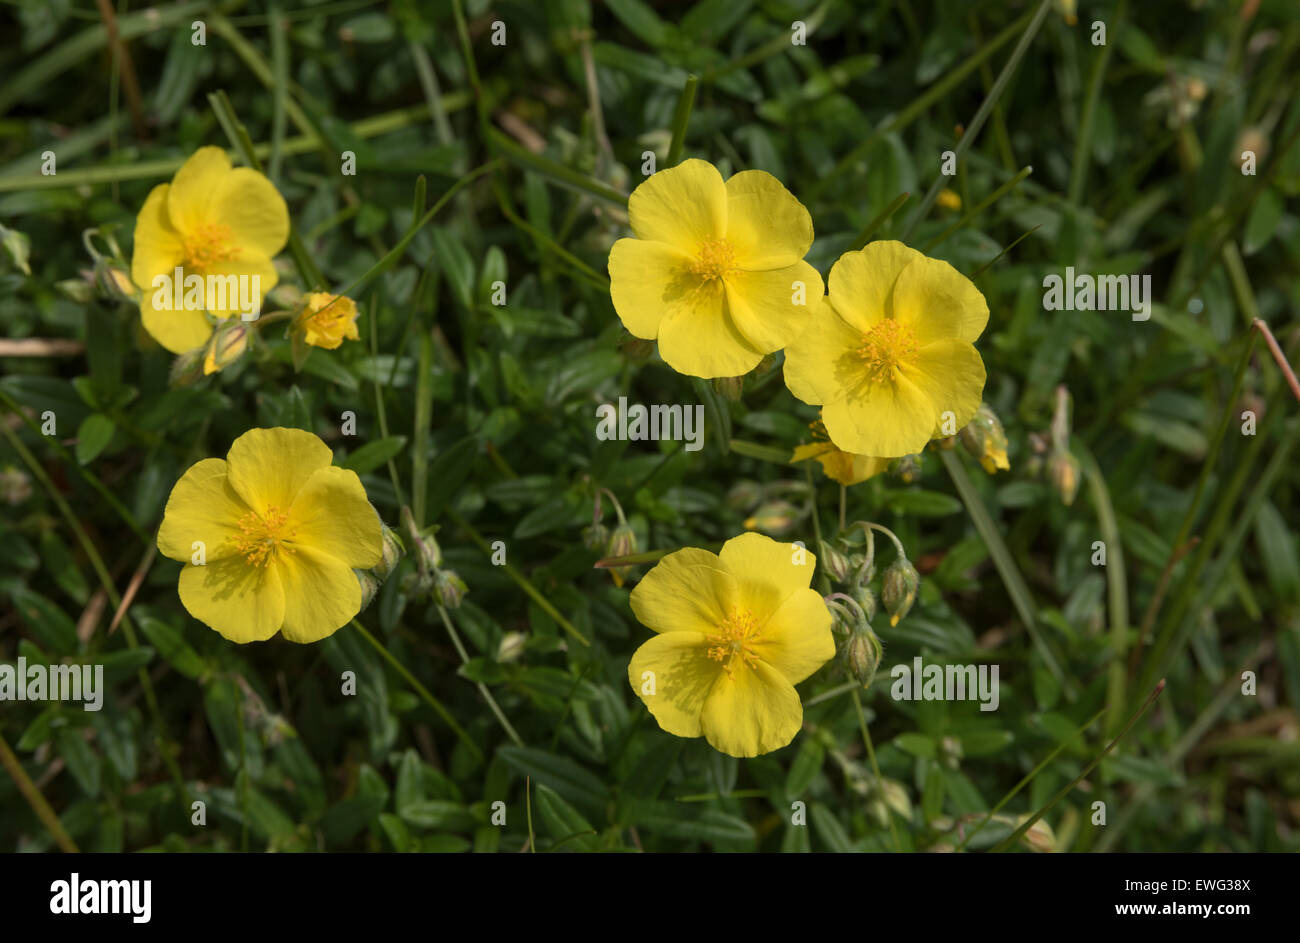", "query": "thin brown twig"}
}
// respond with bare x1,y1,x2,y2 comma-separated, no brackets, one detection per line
92,0,149,140
1127,536,1200,683
0,339,86,357
1252,318,1300,404
108,542,158,636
